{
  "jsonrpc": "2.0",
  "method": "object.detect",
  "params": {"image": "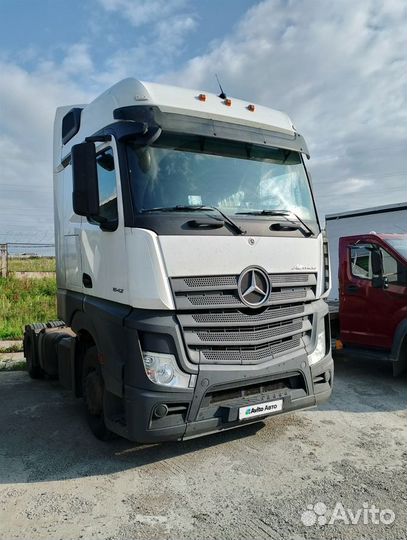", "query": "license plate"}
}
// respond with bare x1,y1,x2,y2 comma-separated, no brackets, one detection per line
239,399,283,420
